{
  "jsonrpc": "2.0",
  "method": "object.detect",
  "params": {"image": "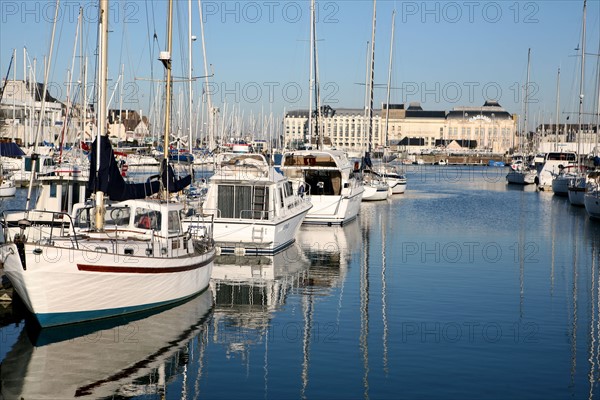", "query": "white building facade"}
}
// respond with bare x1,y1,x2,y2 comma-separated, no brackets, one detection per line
284,101,517,155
